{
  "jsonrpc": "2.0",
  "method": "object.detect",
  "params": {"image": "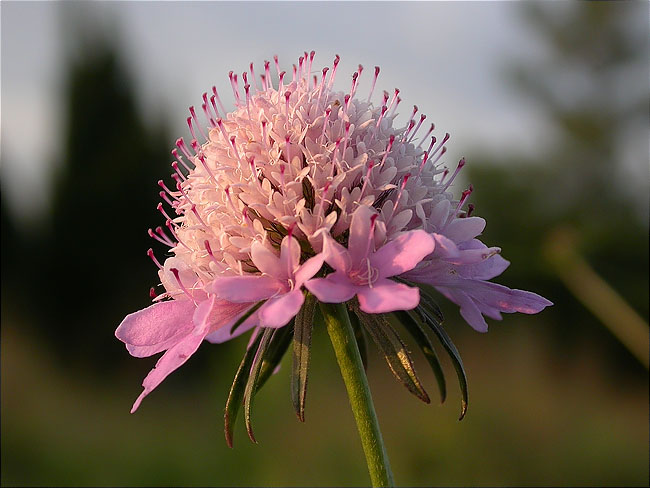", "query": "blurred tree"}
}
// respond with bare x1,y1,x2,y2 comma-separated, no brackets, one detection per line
465,2,649,375
28,36,173,373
